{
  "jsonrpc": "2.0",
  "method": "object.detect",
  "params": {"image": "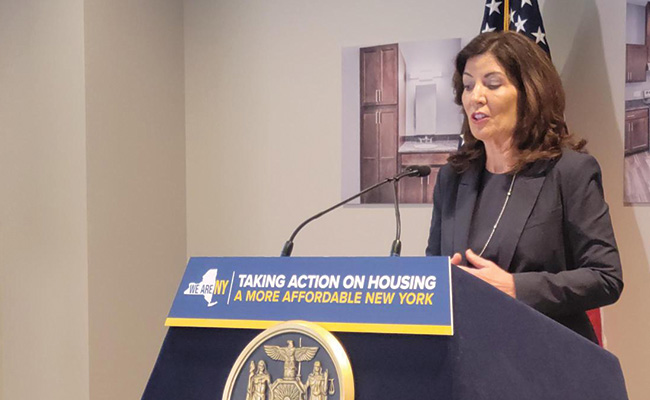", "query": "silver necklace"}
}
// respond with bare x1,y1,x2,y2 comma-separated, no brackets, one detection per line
477,172,517,257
